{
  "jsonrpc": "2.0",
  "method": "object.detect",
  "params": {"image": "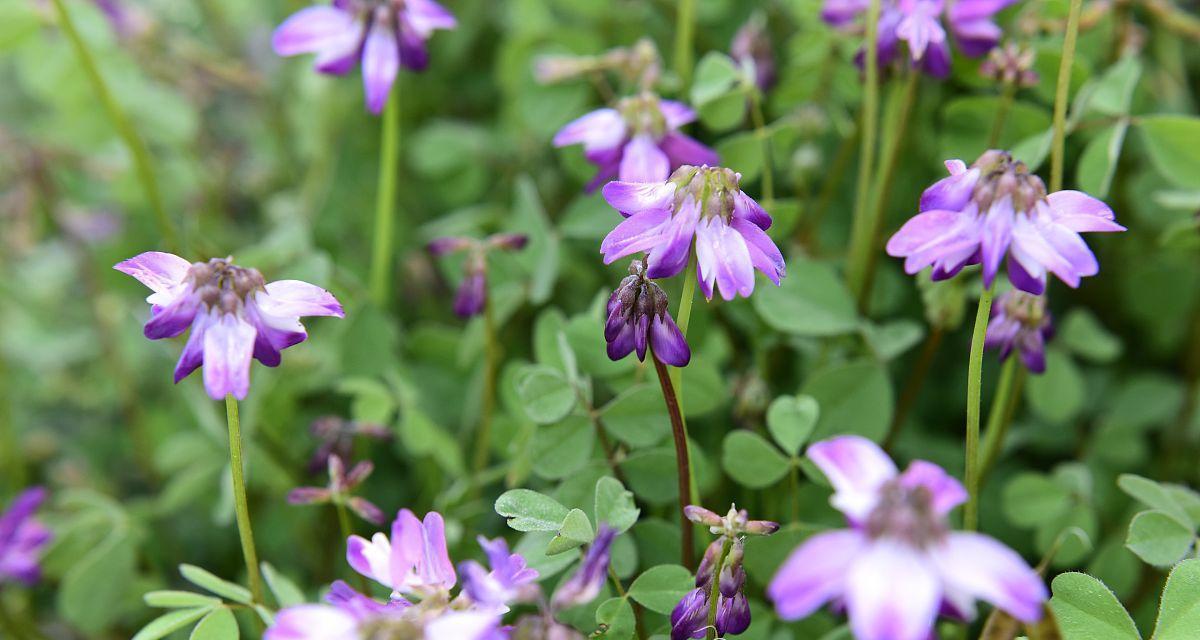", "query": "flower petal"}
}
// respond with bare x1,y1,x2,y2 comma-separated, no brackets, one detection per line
265,605,359,640
658,100,697,129
768,529,867,620
174,311,213,382
602,181,676,215
553,109,626,152
731,218,786,285
695,218,755,301
619,134,670,183
403,0,457,35
920,165,978,212
201,312,256,400
114,251,191,293
980,196,1015,288
732,190,772,229
272,6,359,56
144,293,200,340
362,14,399,114
932,532,1047,624
645,197,700,279
348,532,394,588
807,435,897,524
600,208,672,264
1045,190,1125,233
260,280,345,318
899,460,968,516
650,315,691,367
845,541,941,640
659,132,720,169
